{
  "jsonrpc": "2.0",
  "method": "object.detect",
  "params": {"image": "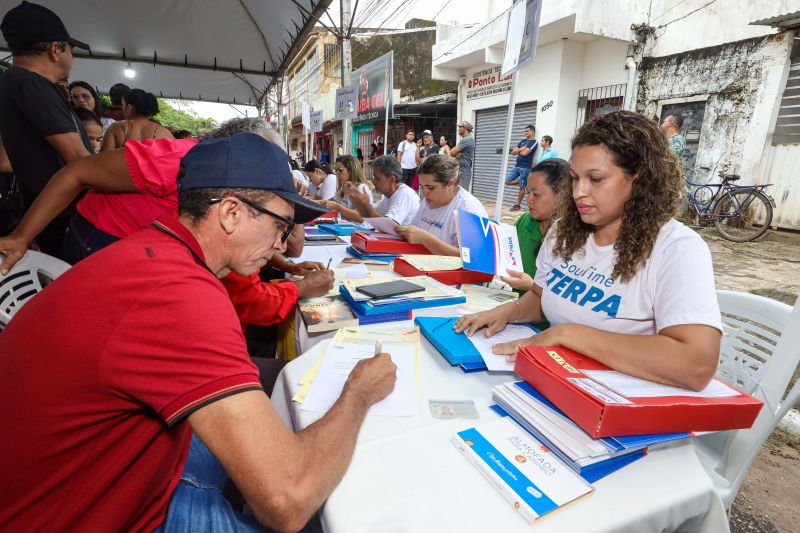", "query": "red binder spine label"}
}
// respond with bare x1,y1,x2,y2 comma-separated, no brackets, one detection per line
565,378,632,405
